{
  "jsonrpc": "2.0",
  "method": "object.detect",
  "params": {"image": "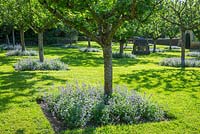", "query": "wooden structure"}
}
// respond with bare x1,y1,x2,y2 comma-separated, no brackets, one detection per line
132,38,150,55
